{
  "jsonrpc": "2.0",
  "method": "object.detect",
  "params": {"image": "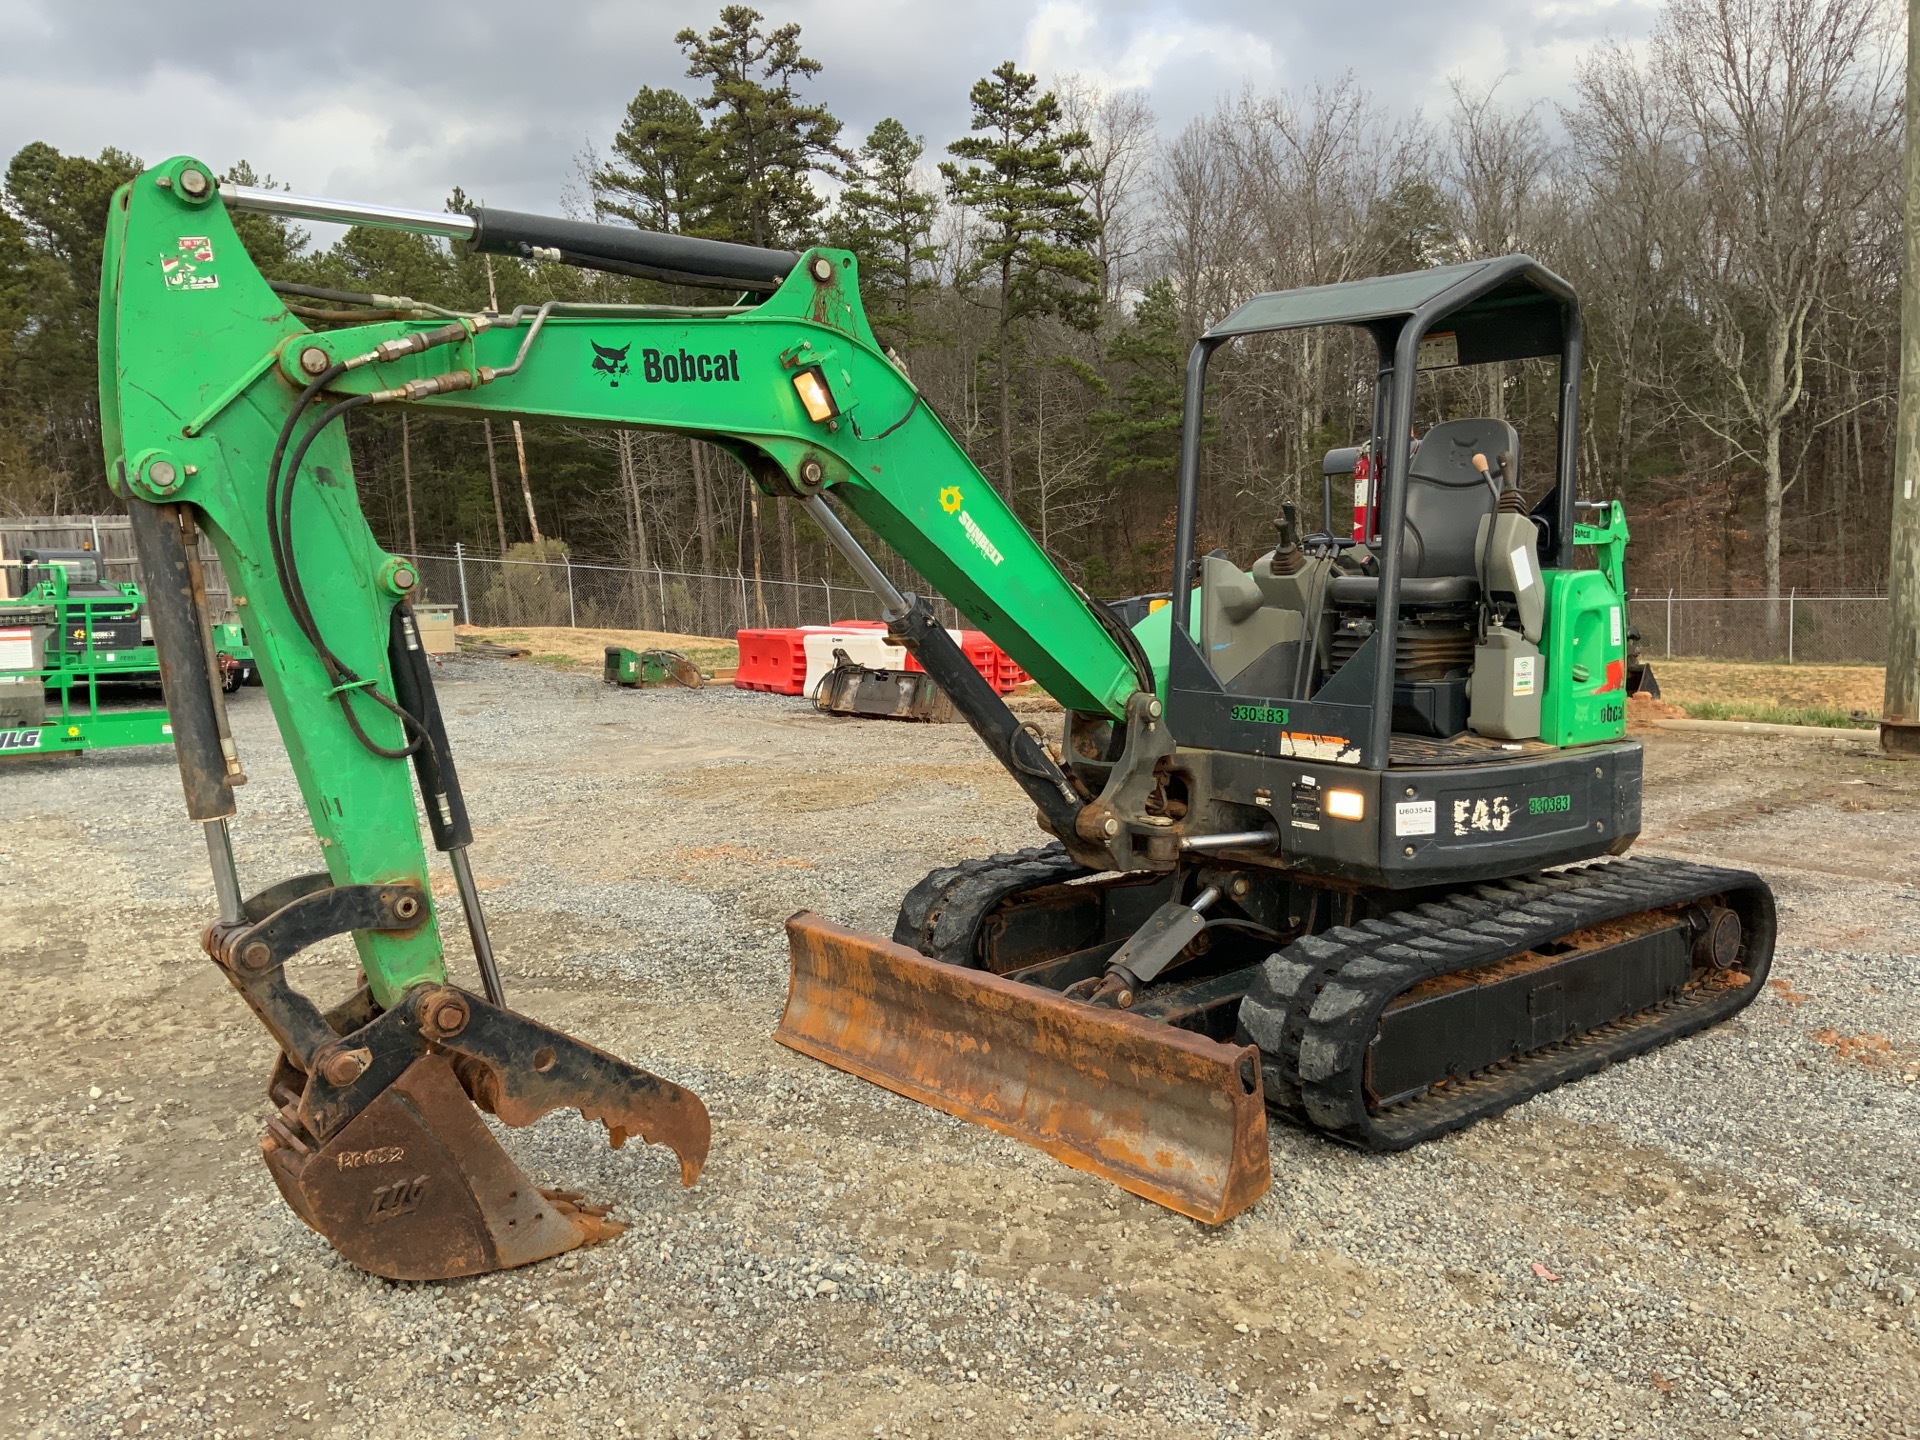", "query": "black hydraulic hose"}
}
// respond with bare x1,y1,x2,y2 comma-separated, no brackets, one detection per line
1074,581,1157,699
273,395,424,761
1290,561,1331,700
